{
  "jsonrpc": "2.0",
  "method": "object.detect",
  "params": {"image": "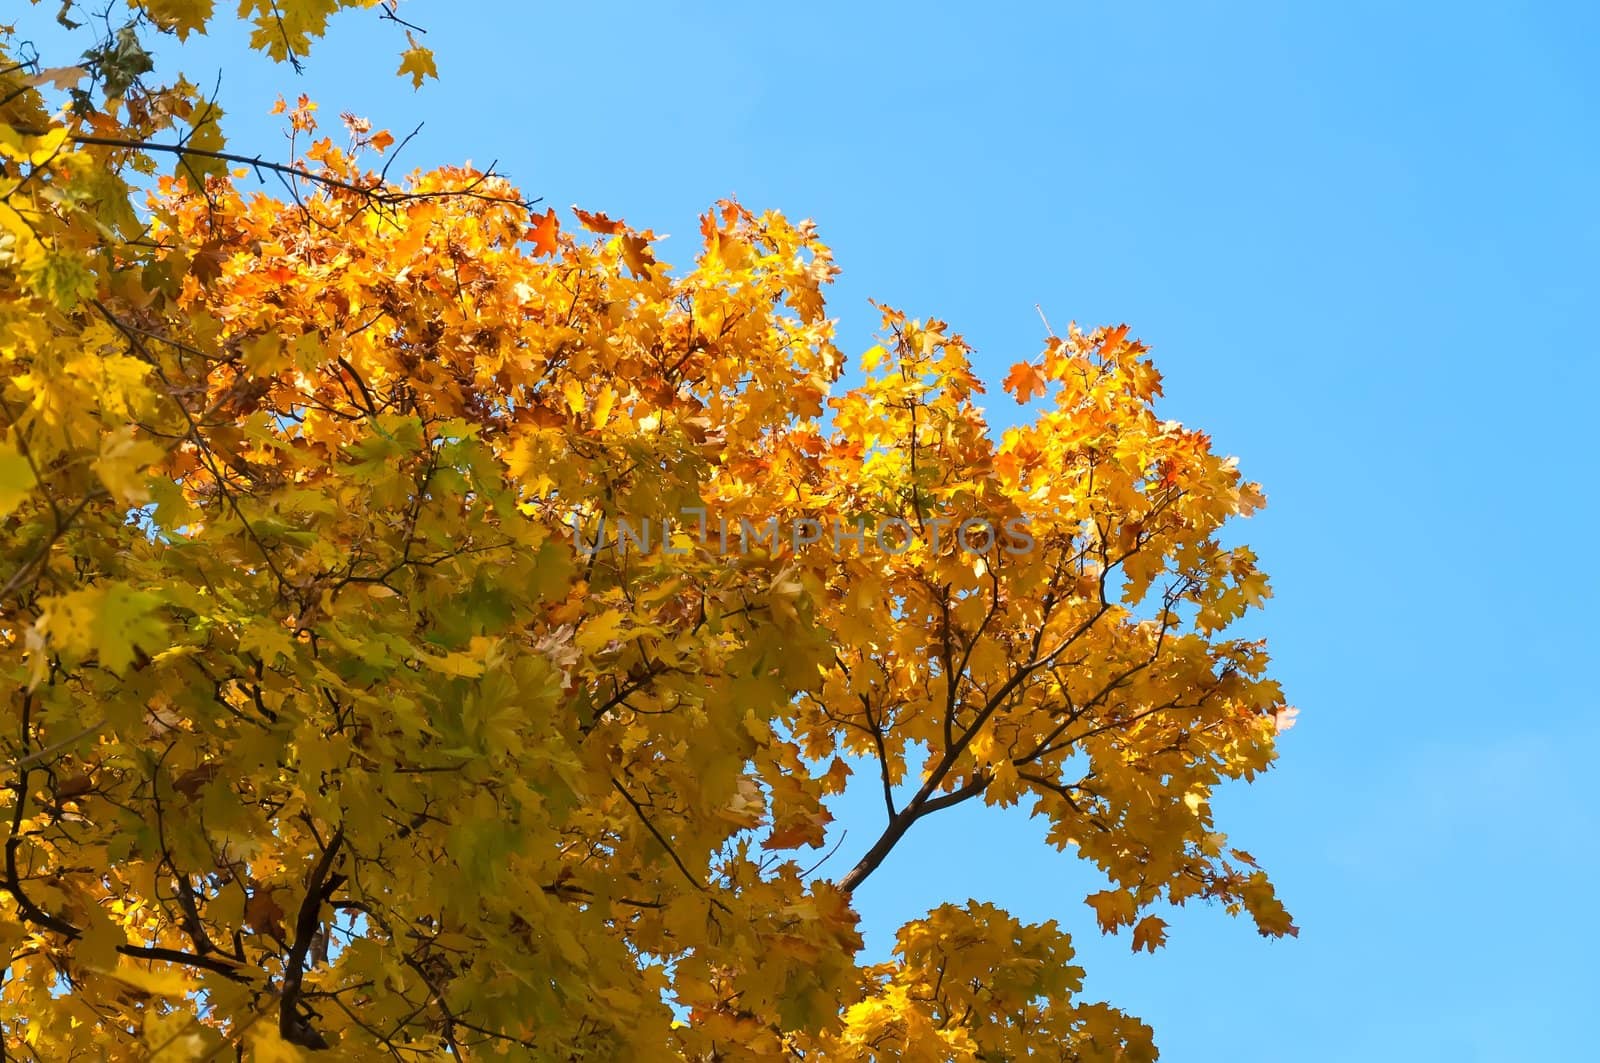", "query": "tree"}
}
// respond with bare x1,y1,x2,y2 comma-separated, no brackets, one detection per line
1,4,1297,1058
